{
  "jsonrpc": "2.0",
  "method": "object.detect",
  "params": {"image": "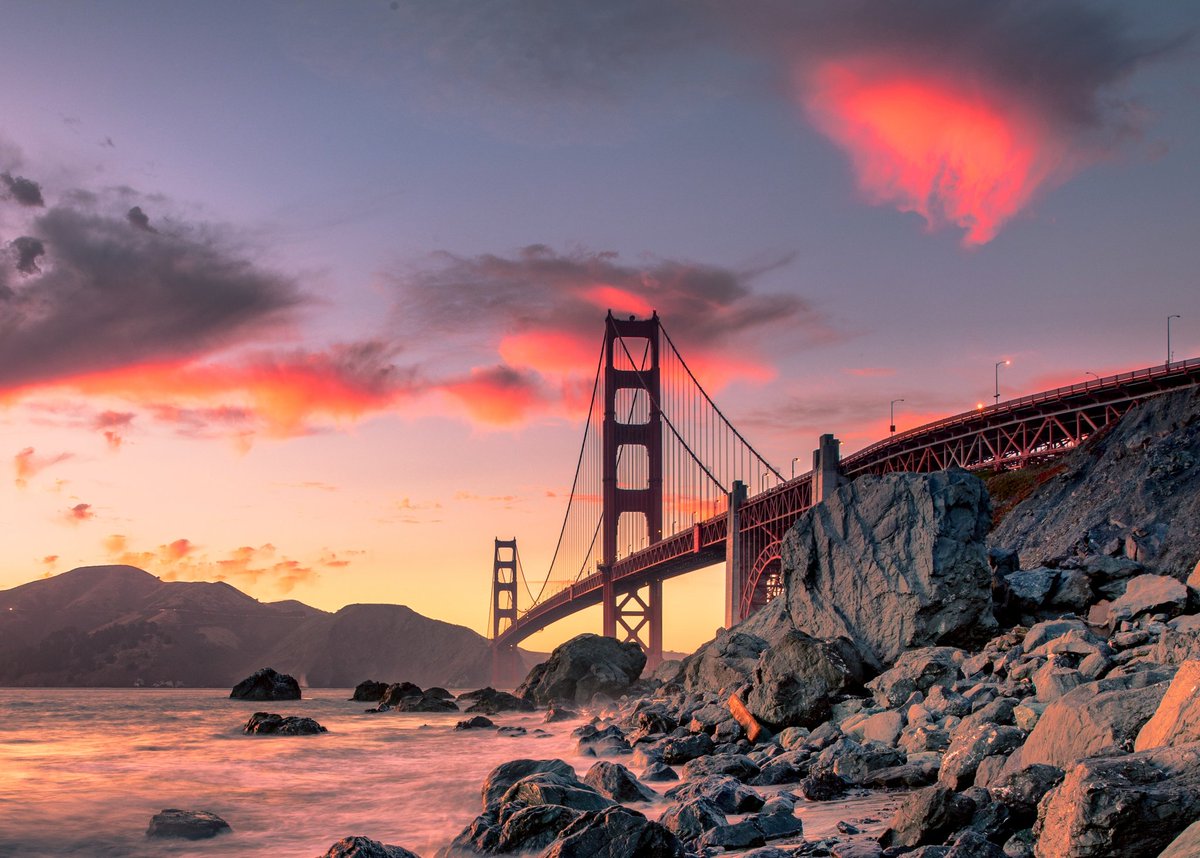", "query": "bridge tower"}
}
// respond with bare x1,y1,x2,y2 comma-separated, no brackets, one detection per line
490,538,523,687
601,311,664,666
